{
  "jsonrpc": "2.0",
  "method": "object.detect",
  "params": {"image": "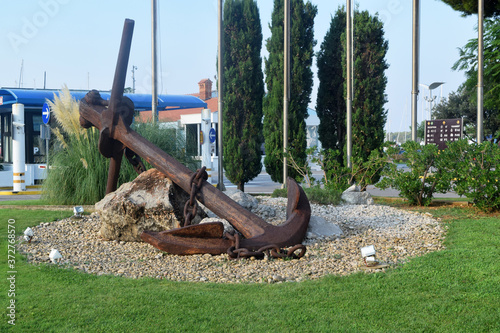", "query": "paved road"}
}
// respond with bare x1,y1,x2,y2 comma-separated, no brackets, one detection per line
0,170,461,202
211,172,461,198
0,194,42,202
